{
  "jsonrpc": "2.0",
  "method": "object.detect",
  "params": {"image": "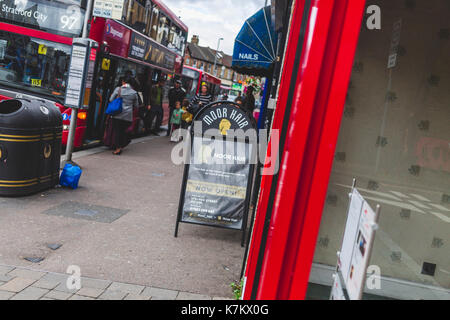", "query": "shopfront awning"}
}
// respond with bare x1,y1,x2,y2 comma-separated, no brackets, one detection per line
232,6,277,76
